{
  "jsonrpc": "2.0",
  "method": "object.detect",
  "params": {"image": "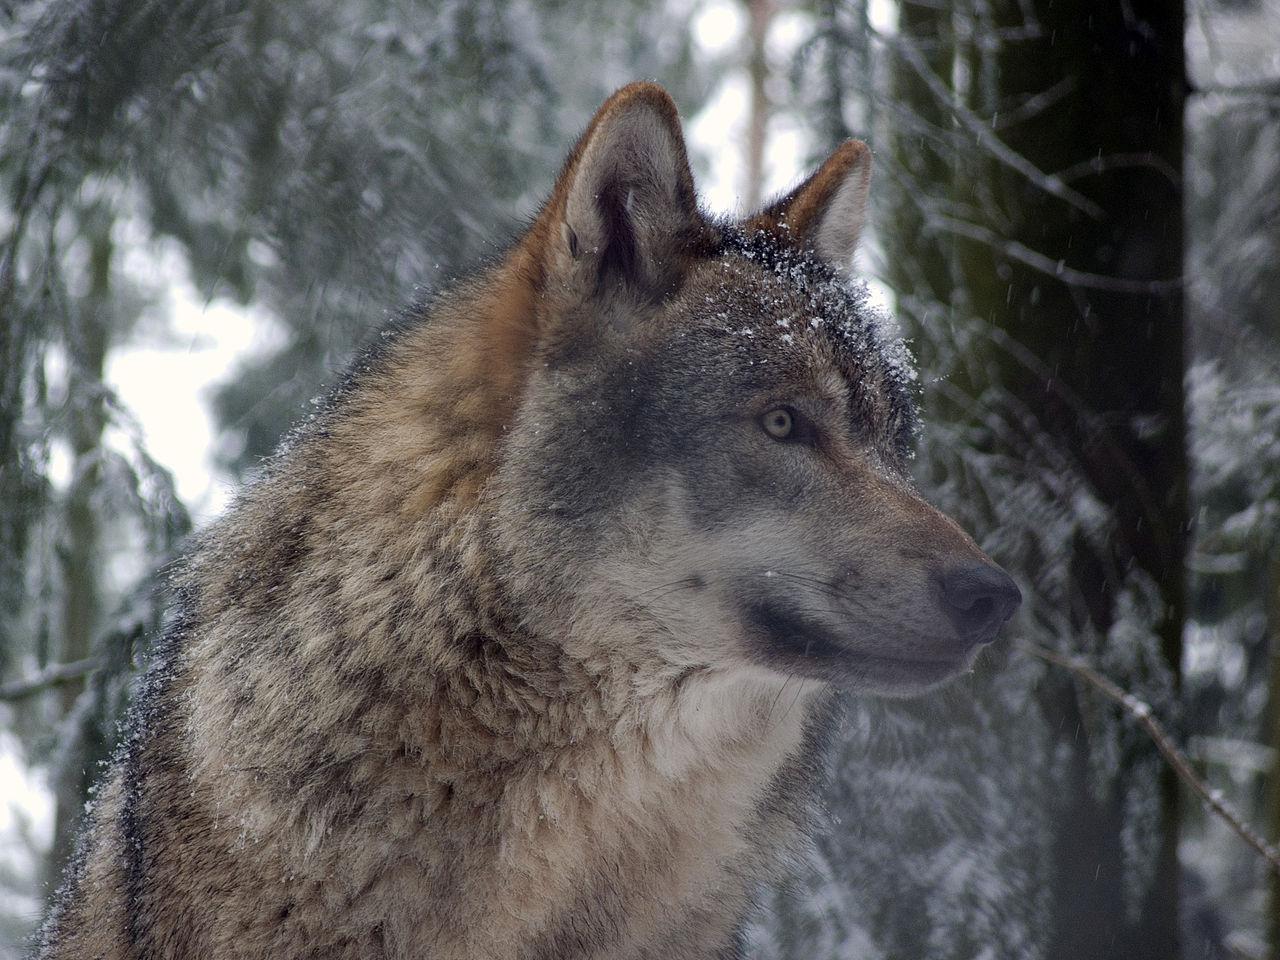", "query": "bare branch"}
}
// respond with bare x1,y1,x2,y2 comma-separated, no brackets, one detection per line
0,657,104,702
930,214,1183,294
1051,152,1181,188
885,34,1106,219
992,75,1078,130
1021,641,1280,878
